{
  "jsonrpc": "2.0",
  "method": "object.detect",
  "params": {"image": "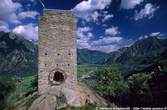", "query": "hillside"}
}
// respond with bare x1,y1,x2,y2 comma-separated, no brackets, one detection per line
0,31,166,77
77,49,110,64
0,31,37,76
105,37,167,64
77,37,167,76
103,37,167,75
